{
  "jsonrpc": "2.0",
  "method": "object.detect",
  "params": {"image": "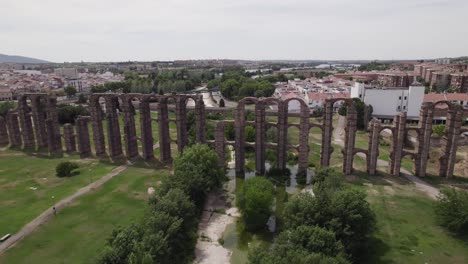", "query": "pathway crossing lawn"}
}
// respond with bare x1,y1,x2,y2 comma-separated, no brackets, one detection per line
0,164,170,264
0,150,118,236
349,174,468,264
